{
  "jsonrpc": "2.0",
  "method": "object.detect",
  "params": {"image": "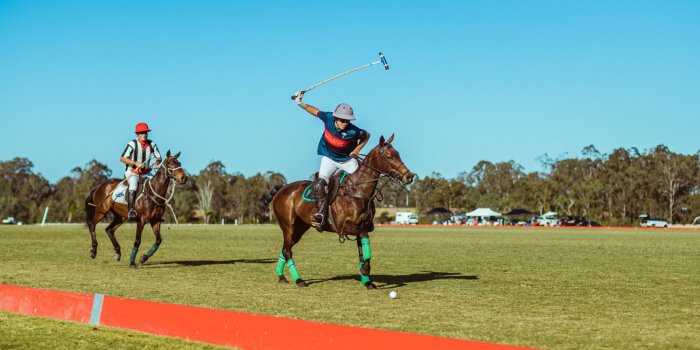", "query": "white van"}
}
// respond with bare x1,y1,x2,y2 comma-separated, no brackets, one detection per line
639,214,668,228
394,212,419,224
